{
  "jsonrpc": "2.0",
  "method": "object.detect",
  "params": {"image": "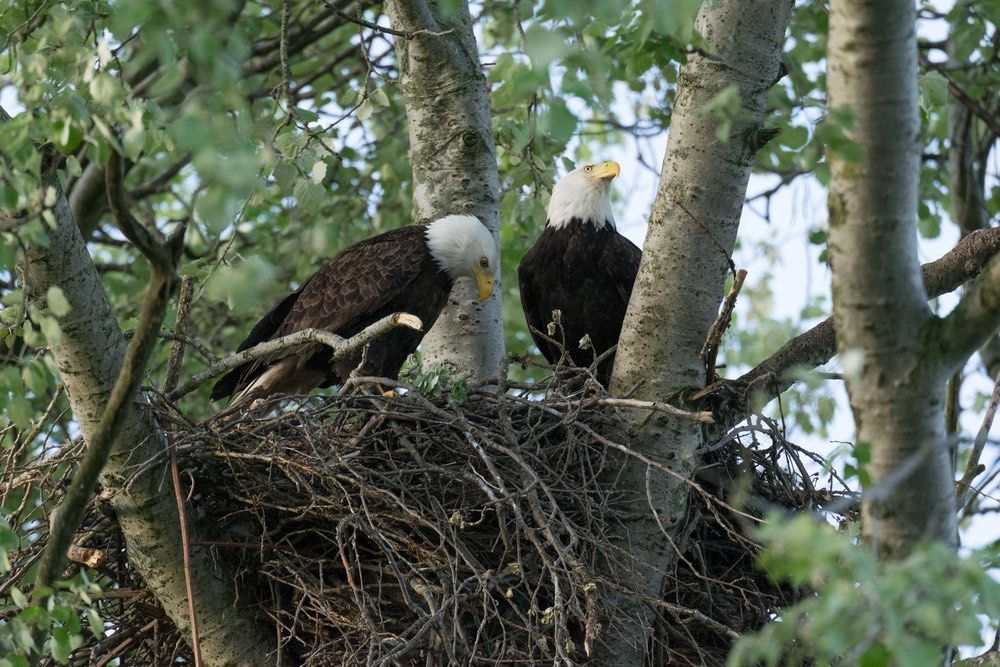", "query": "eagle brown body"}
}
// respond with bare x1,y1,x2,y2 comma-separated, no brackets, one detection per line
518,220,641,385
211,225,453,402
